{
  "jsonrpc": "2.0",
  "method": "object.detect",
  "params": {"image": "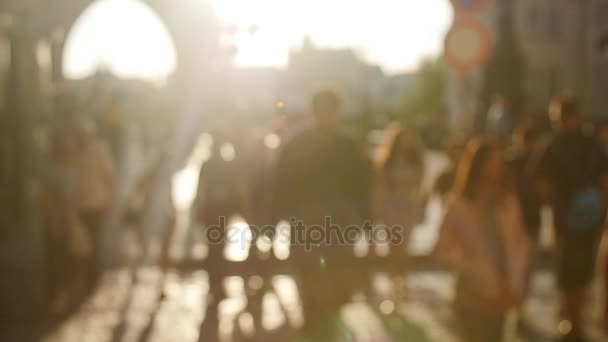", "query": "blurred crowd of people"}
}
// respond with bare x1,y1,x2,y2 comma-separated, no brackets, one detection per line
191,91,608,342
38,113,115,312
431,95,608,342
37,88,608,342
